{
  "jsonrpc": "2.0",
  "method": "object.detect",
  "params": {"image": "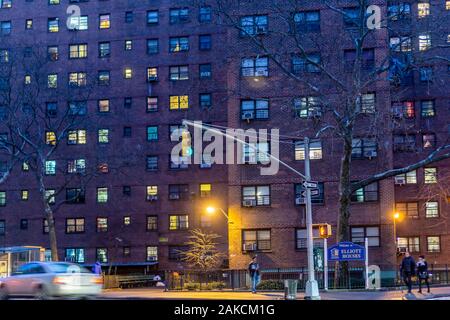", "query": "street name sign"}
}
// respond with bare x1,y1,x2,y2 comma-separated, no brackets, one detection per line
302,181,318,189
327,242,366,261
